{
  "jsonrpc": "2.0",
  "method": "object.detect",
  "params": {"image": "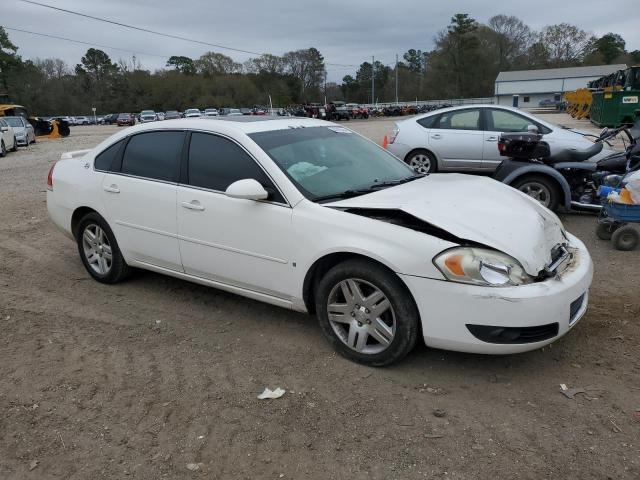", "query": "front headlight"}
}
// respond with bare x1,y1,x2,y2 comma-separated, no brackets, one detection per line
433,247,533,287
